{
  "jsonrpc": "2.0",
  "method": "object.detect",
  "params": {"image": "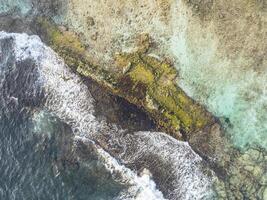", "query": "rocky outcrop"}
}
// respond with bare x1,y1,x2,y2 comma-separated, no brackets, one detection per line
32,18,217,142
0,0,266,199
